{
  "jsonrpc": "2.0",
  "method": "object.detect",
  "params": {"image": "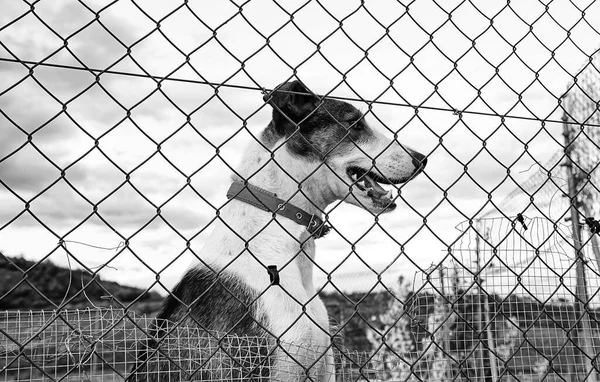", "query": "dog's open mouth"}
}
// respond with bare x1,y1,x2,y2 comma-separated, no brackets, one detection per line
346,166,403,209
